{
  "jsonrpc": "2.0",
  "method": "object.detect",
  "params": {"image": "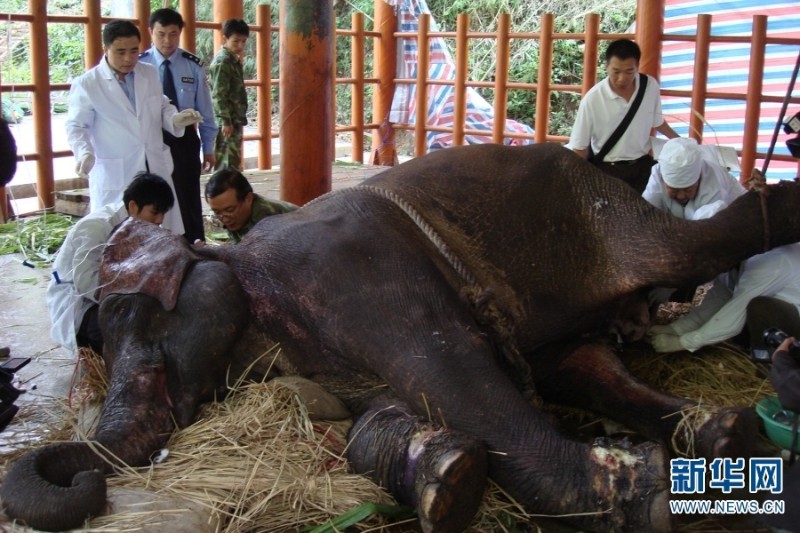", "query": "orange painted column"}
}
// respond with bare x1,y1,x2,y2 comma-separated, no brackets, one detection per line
256,4,273,170
453,14,468,146
534,13,554,143
414,14,430,157
180,0,196,52
134,0,150,49
84,0,102,67
29,0,54,209
635,0,665,78
213,1,244,49
492,14,510,145
741,15,768,182
689,15,712,141
351,13,365,163
582,14,600,95
371,0,397,164
279,0,333,205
